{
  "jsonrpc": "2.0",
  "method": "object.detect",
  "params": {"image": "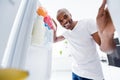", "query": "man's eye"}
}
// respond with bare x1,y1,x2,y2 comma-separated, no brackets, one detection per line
64,15,68,19
59,20,63,23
